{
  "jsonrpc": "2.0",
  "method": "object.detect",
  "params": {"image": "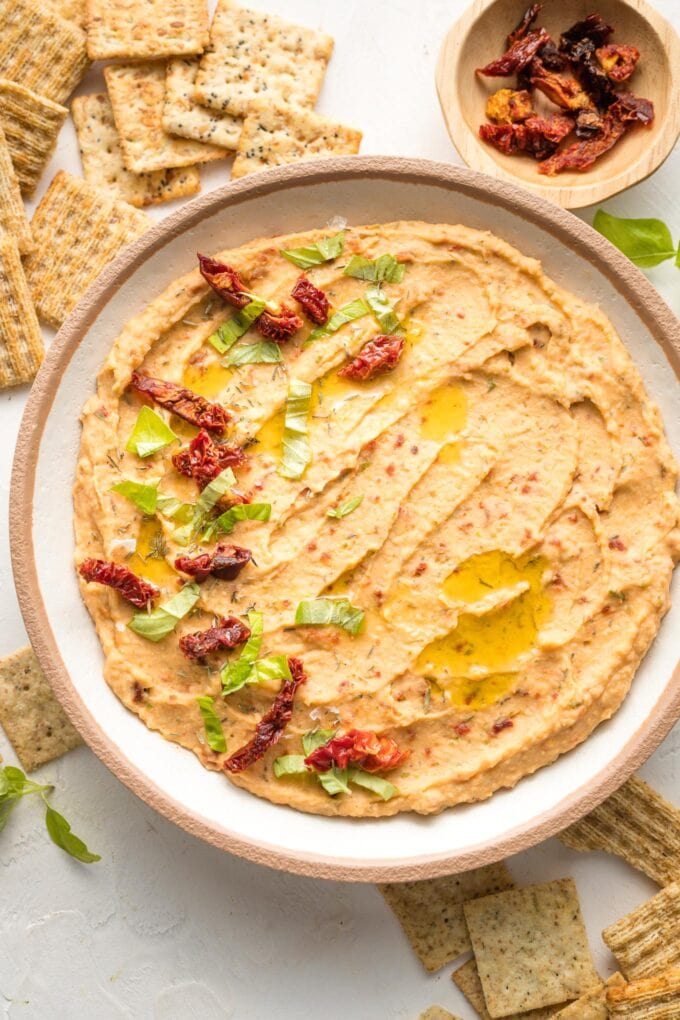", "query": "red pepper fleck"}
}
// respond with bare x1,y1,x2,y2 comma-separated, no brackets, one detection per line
172,429,247,488
78,559,158,609
179,616,251,661
395,433,405,448
492,717,514,735
338,334,405,382
386,463,395,477
291,275,330,325
414,561,428,576
175,543,252,582
131,372,229,435
454,722,471,736
608,536,626,551
197,254,250,309
304,728,409,774
410,445,418,454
